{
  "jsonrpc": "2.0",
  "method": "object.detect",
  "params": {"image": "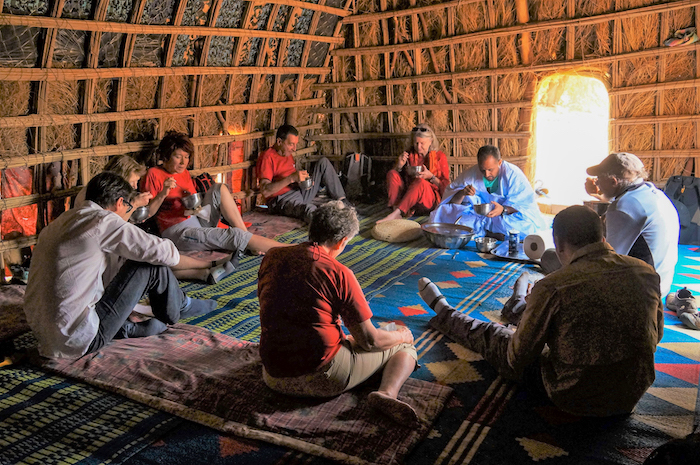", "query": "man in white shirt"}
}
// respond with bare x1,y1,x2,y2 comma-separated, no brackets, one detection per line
24,172,217,359
585,152,679,296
